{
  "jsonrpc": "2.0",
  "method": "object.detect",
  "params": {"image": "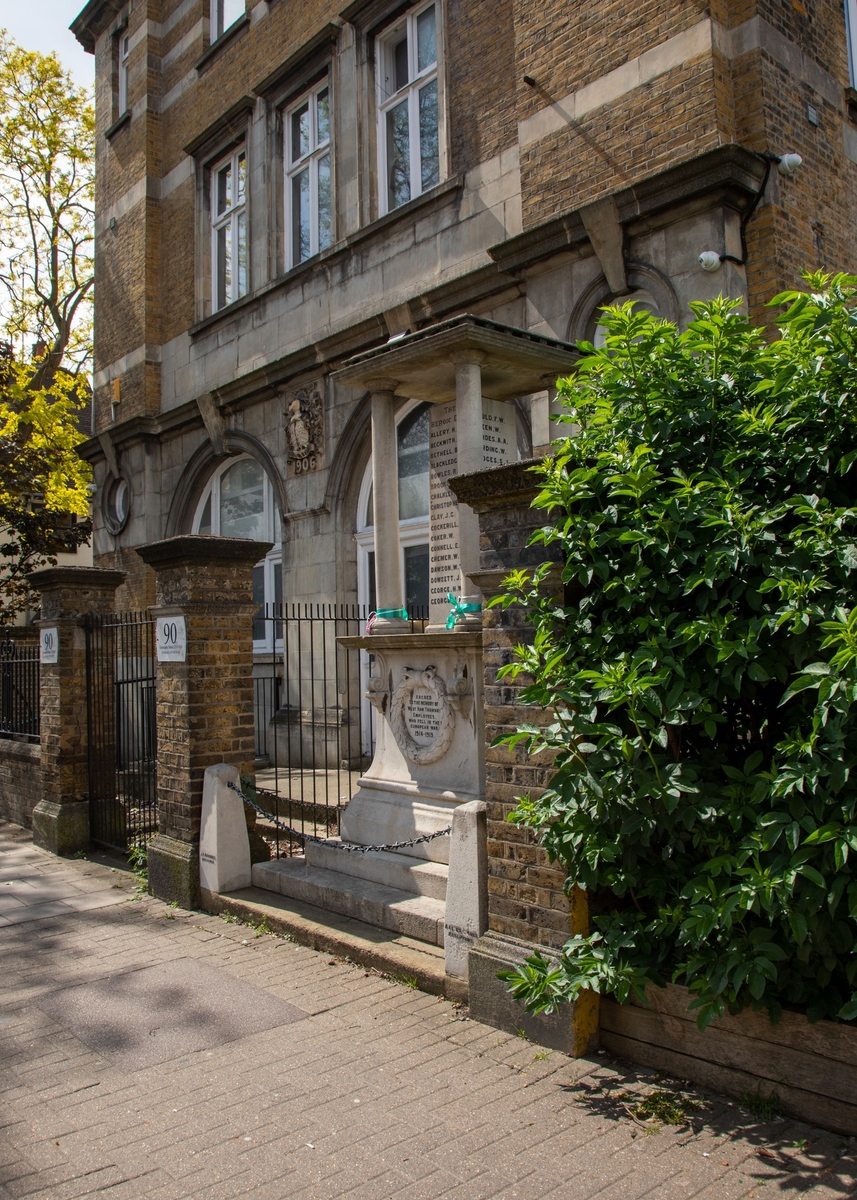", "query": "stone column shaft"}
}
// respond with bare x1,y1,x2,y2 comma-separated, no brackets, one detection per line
368,379,408,632
452,353,486,593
